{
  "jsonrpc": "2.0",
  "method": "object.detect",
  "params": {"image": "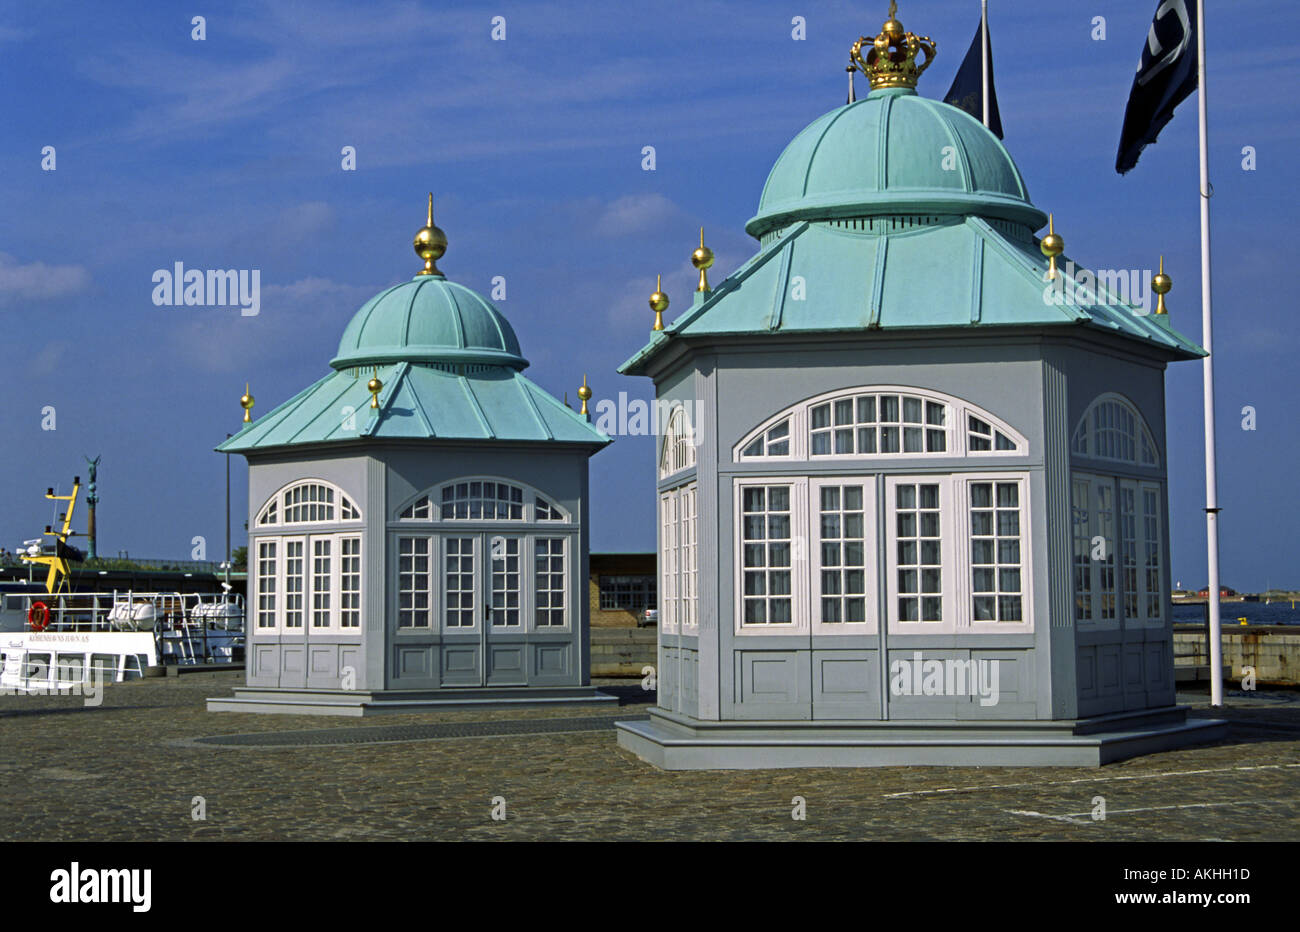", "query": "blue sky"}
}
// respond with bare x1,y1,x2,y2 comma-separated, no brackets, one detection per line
1,0,1296,590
